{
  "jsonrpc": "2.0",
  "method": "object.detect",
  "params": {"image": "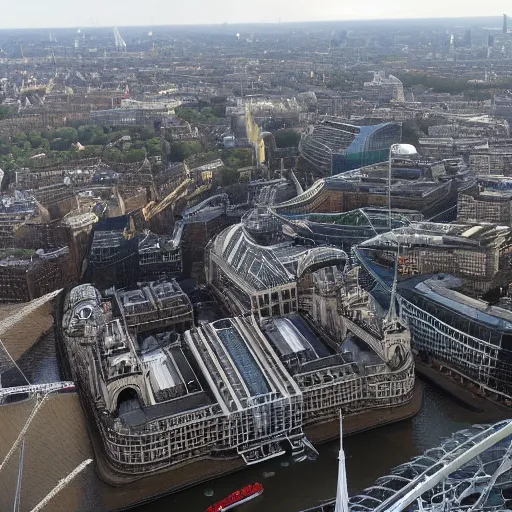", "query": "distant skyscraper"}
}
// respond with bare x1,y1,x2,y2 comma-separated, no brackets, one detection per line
504,13,508,34
463,29,472,47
